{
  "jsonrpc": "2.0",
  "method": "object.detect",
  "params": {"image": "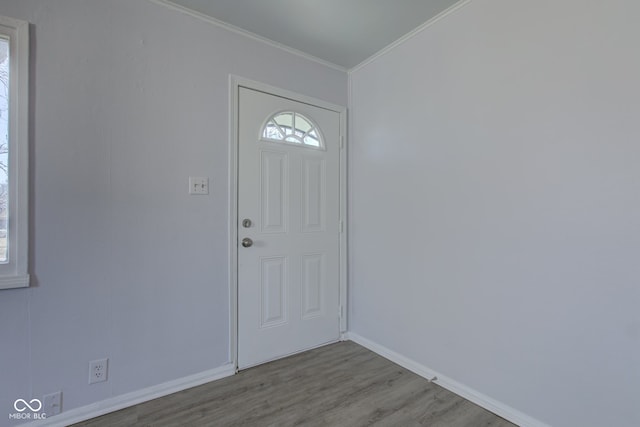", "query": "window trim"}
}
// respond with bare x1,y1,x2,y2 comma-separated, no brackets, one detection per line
0,15,29,289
